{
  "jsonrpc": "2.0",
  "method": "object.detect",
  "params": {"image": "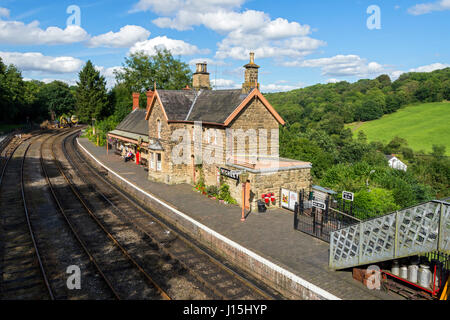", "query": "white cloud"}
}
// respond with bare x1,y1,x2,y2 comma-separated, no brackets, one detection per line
131,0,245,15
95,65,124,88
133,1,325,61
0,7,10,18
189,58,228,67
389,62,449,80
0,51,84,73
129,36,209,56
408,0,450,15
0,20,89,45
409,62,449,72
261,83,301,92
210,78,240,89
286,54,386,78
326,78,340,84
87,25,151,48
